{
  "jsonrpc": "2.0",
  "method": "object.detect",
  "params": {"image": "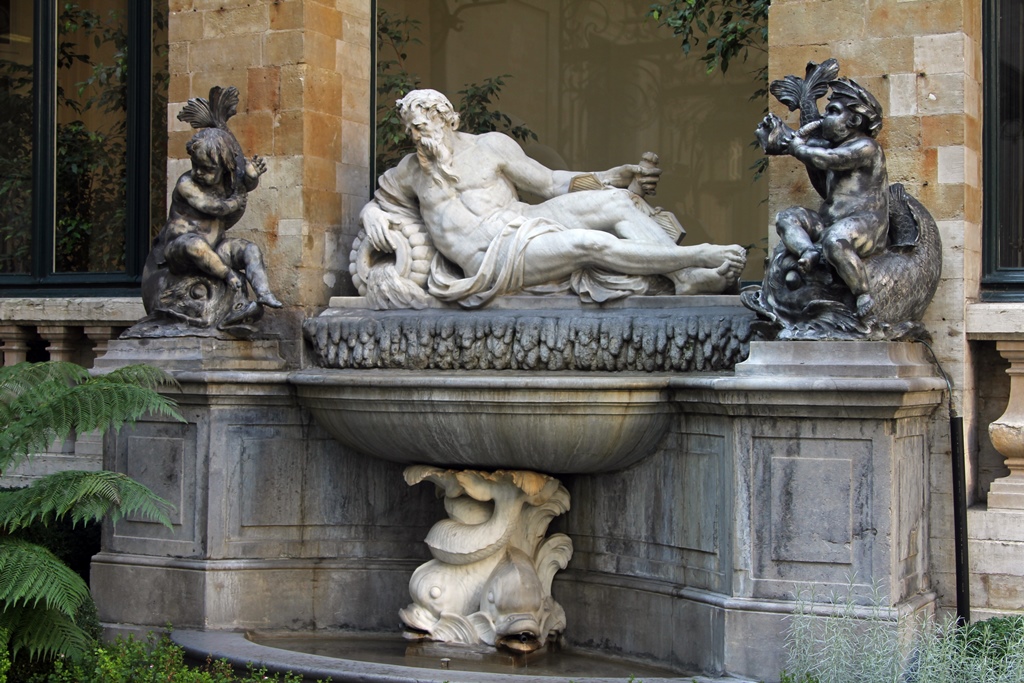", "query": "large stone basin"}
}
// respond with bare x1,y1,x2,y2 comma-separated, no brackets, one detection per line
289,370,675,473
